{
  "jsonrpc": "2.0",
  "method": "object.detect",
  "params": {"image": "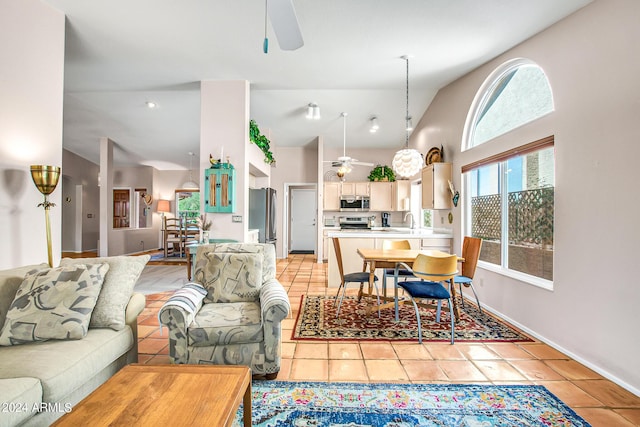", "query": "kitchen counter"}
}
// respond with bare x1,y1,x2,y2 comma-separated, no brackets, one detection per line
324,228,454,287
325,227,453,239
